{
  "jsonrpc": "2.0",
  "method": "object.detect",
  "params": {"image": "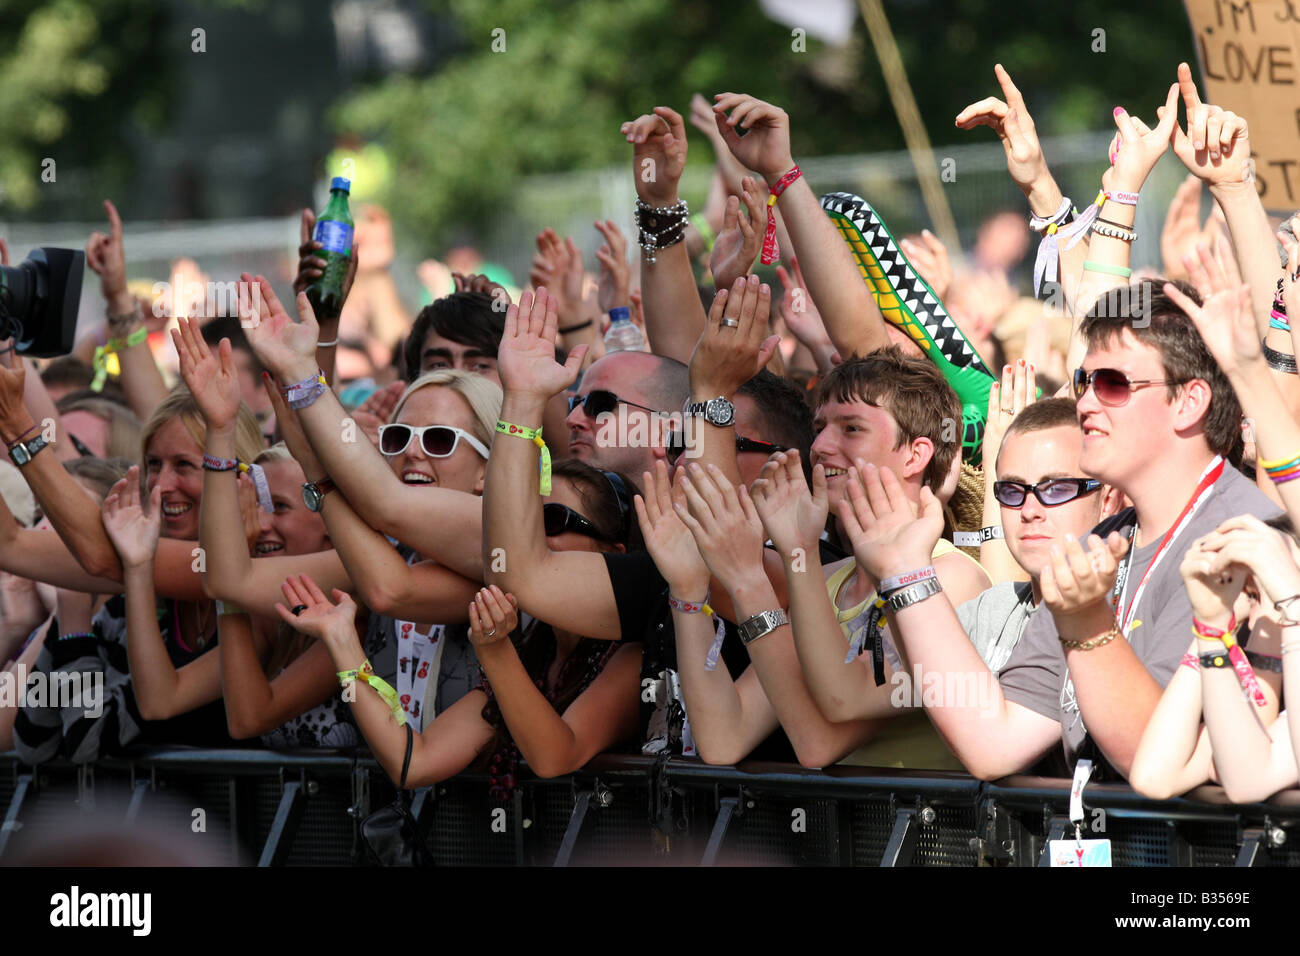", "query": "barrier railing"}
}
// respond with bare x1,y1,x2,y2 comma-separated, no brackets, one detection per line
2,749,1297,866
